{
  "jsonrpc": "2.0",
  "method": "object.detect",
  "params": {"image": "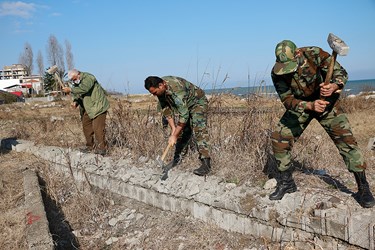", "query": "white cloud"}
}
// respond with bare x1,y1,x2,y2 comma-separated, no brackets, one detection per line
50,12,61,17
0,1,36,19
